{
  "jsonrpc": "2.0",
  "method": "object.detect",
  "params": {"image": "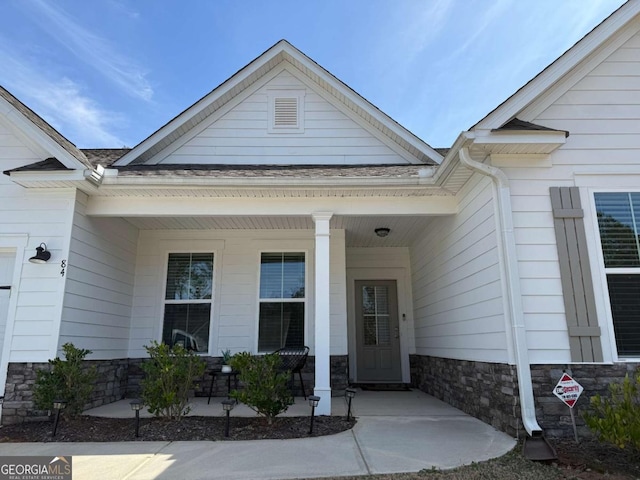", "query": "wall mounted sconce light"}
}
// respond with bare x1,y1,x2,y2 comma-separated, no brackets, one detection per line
29,243,51,264
375,228,390,238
